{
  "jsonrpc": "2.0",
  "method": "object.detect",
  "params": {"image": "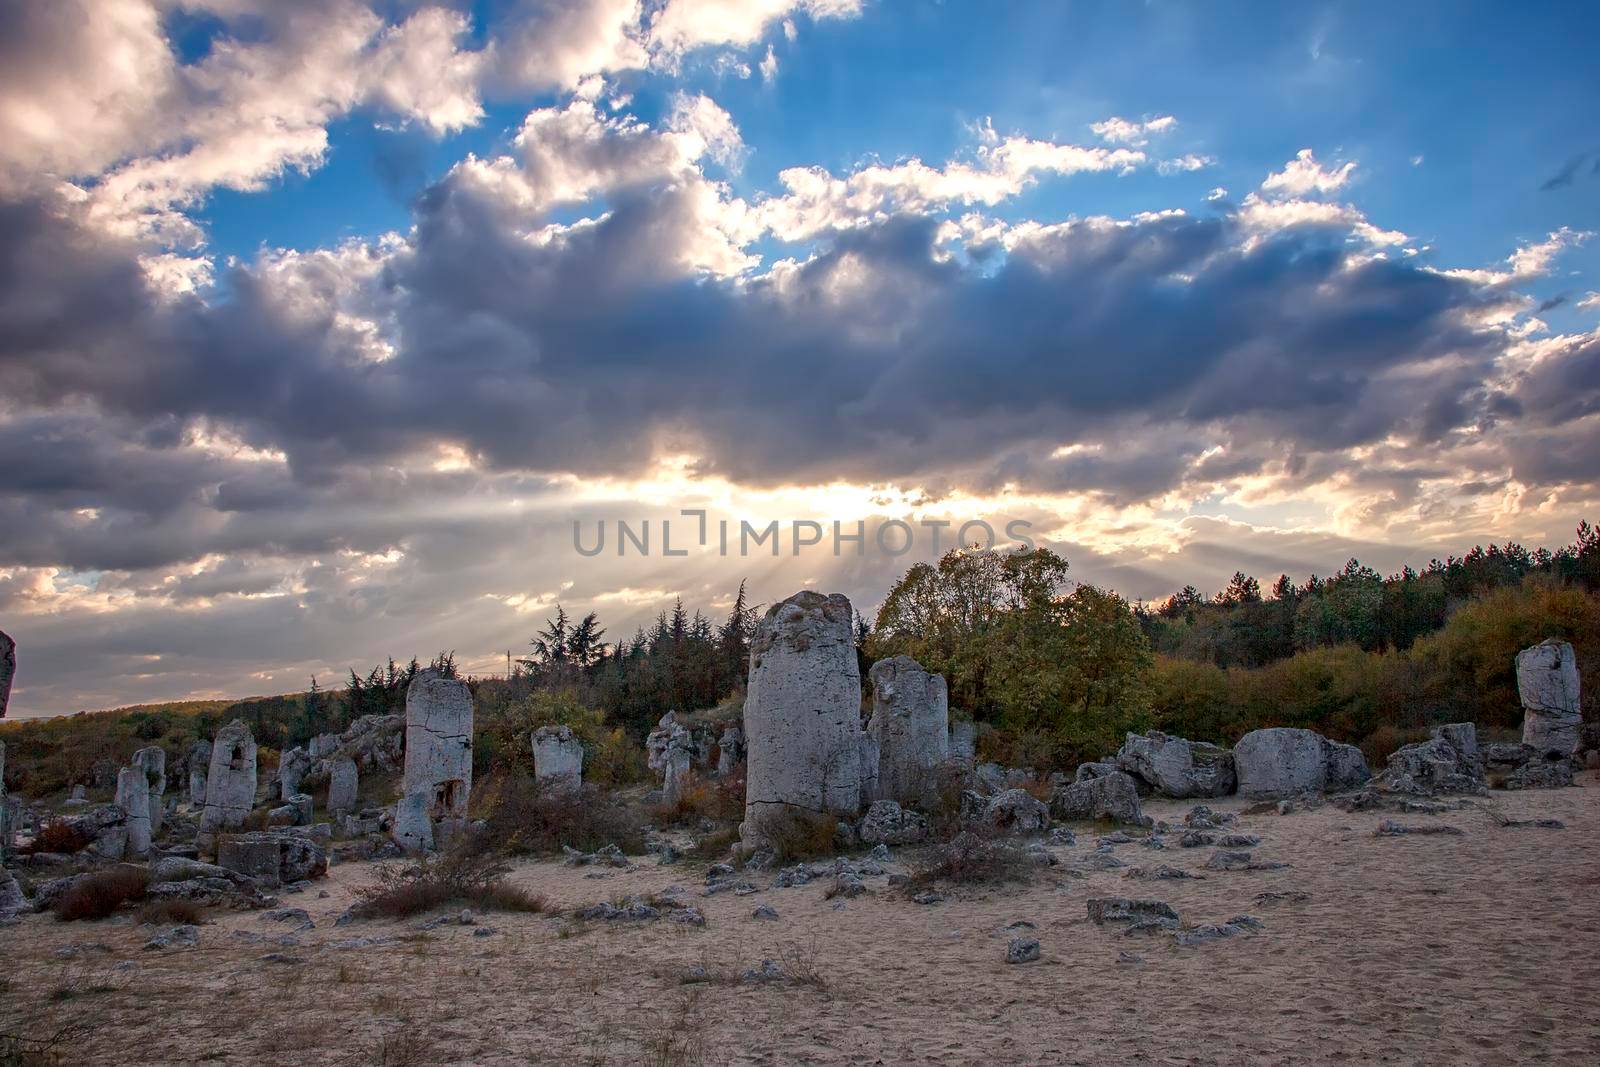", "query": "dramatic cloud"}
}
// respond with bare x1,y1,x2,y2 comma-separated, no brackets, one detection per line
0,1,1594,715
